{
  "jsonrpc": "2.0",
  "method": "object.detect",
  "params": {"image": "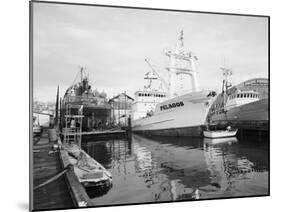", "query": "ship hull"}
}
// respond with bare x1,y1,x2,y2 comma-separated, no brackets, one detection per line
133,125,204,137
132,91,212,137
61,105,111,131
209,98,268,131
